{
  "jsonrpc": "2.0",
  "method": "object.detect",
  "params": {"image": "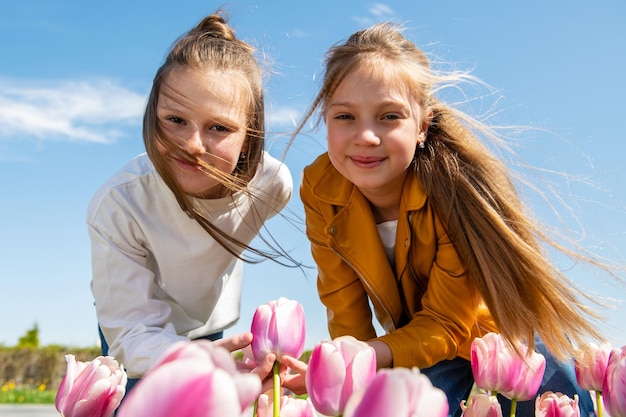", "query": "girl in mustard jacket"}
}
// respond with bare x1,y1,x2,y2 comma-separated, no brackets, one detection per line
285,22,603,416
